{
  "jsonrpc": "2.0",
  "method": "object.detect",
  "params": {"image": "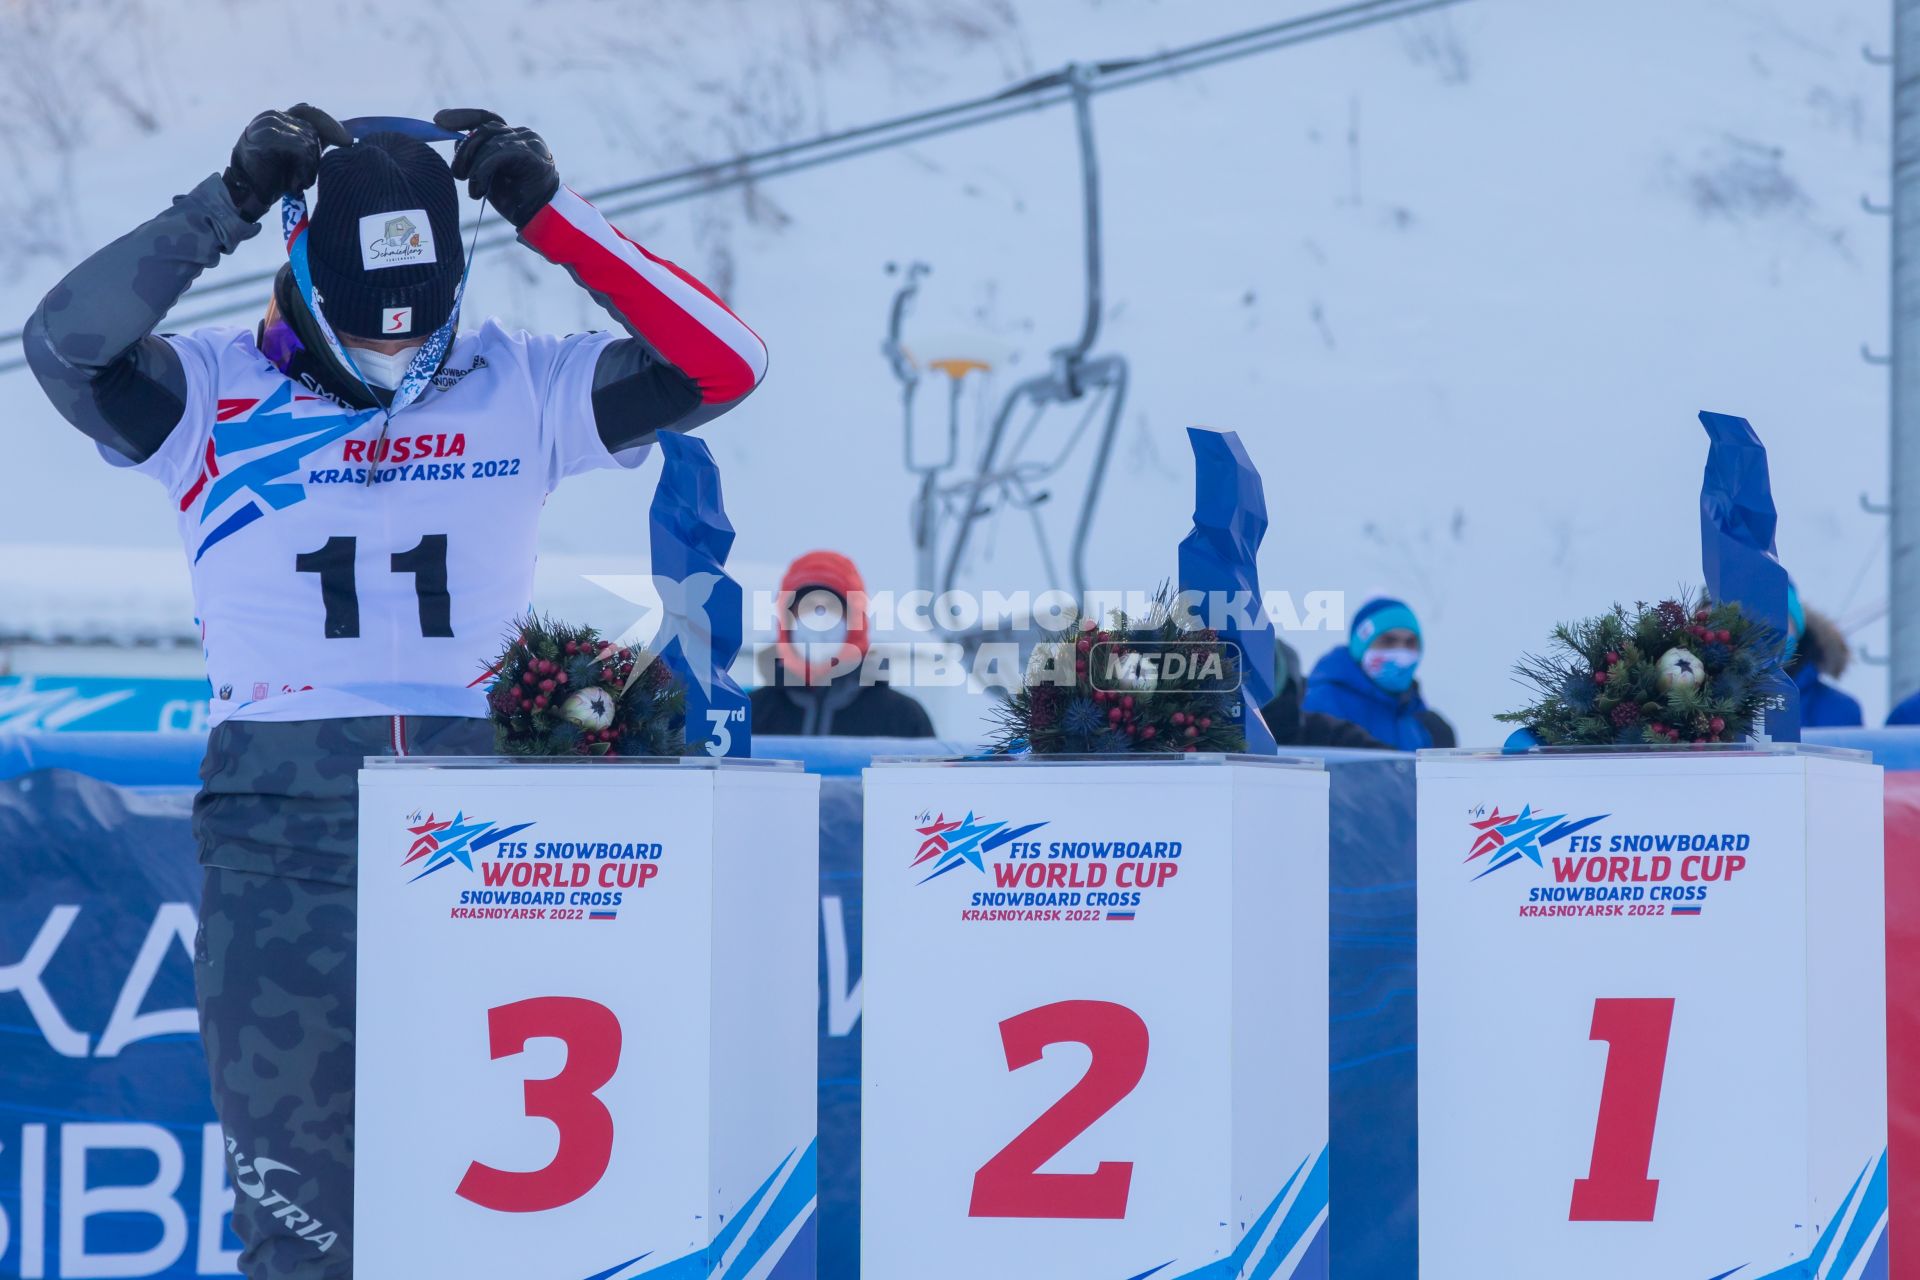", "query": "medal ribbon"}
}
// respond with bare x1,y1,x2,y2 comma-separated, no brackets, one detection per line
278,116,482,478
